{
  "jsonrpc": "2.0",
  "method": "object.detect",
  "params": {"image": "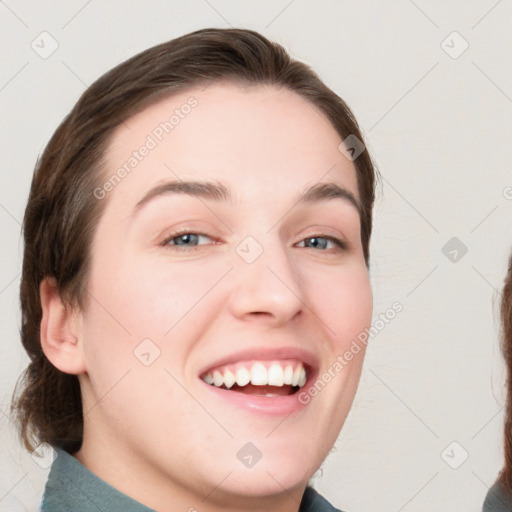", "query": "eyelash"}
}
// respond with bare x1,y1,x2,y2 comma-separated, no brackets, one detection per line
159,230,349,252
